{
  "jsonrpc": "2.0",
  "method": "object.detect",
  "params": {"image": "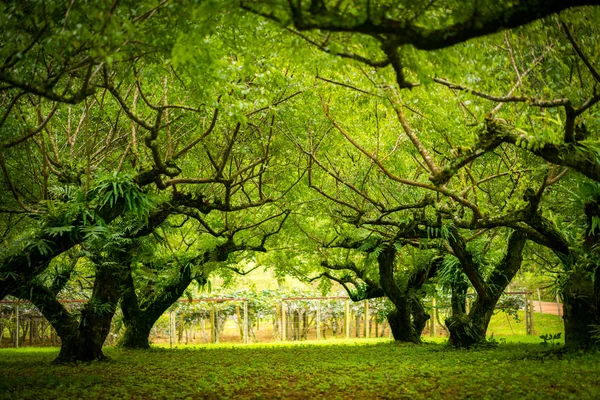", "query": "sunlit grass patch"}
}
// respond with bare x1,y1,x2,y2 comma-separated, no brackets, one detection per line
1,339,598,400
